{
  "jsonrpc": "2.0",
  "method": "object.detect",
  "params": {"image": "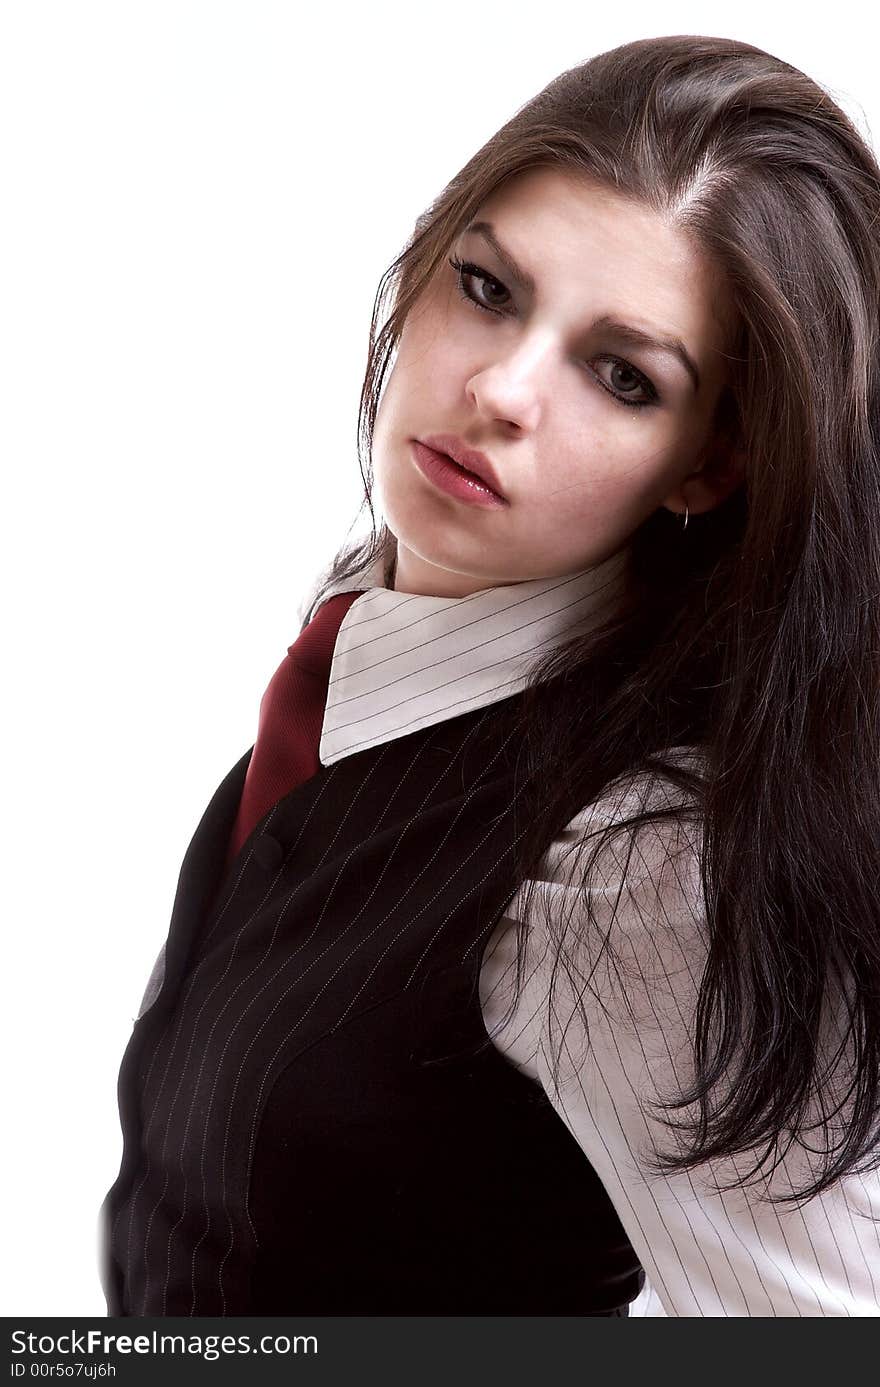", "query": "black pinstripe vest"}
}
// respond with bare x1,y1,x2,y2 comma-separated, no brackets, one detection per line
99,691,643,1315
